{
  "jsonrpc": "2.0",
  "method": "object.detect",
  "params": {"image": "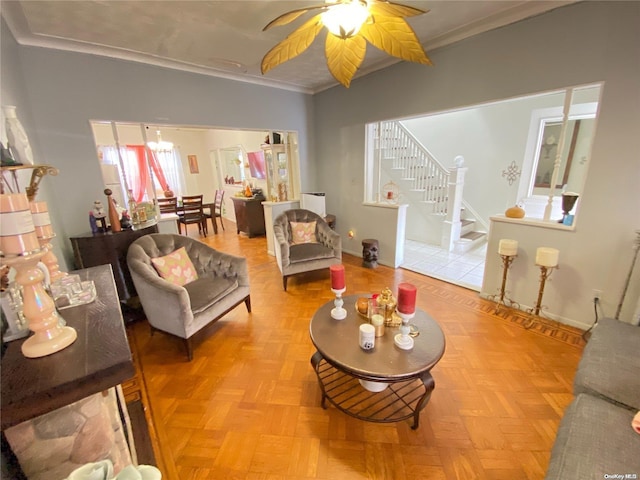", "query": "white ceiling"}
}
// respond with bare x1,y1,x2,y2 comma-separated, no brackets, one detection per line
2,0,574,93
